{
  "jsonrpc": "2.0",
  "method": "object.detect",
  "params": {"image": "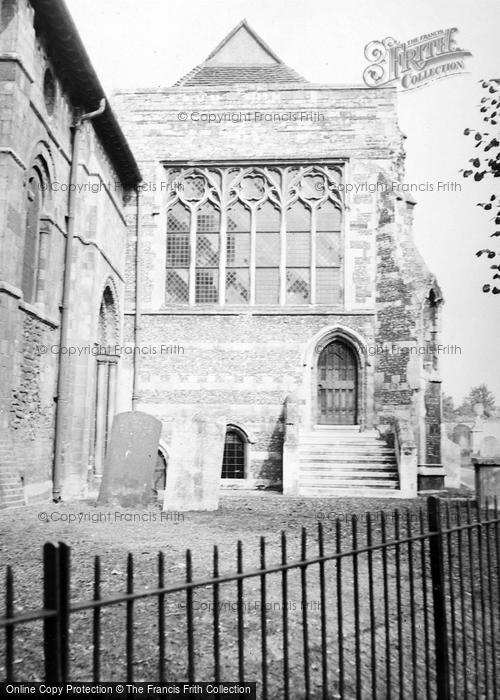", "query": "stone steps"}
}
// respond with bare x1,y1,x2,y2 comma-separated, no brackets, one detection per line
297,427,399,493
301,479,399,489
300,452,396,462
301,465,398,475
299,486,402,498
